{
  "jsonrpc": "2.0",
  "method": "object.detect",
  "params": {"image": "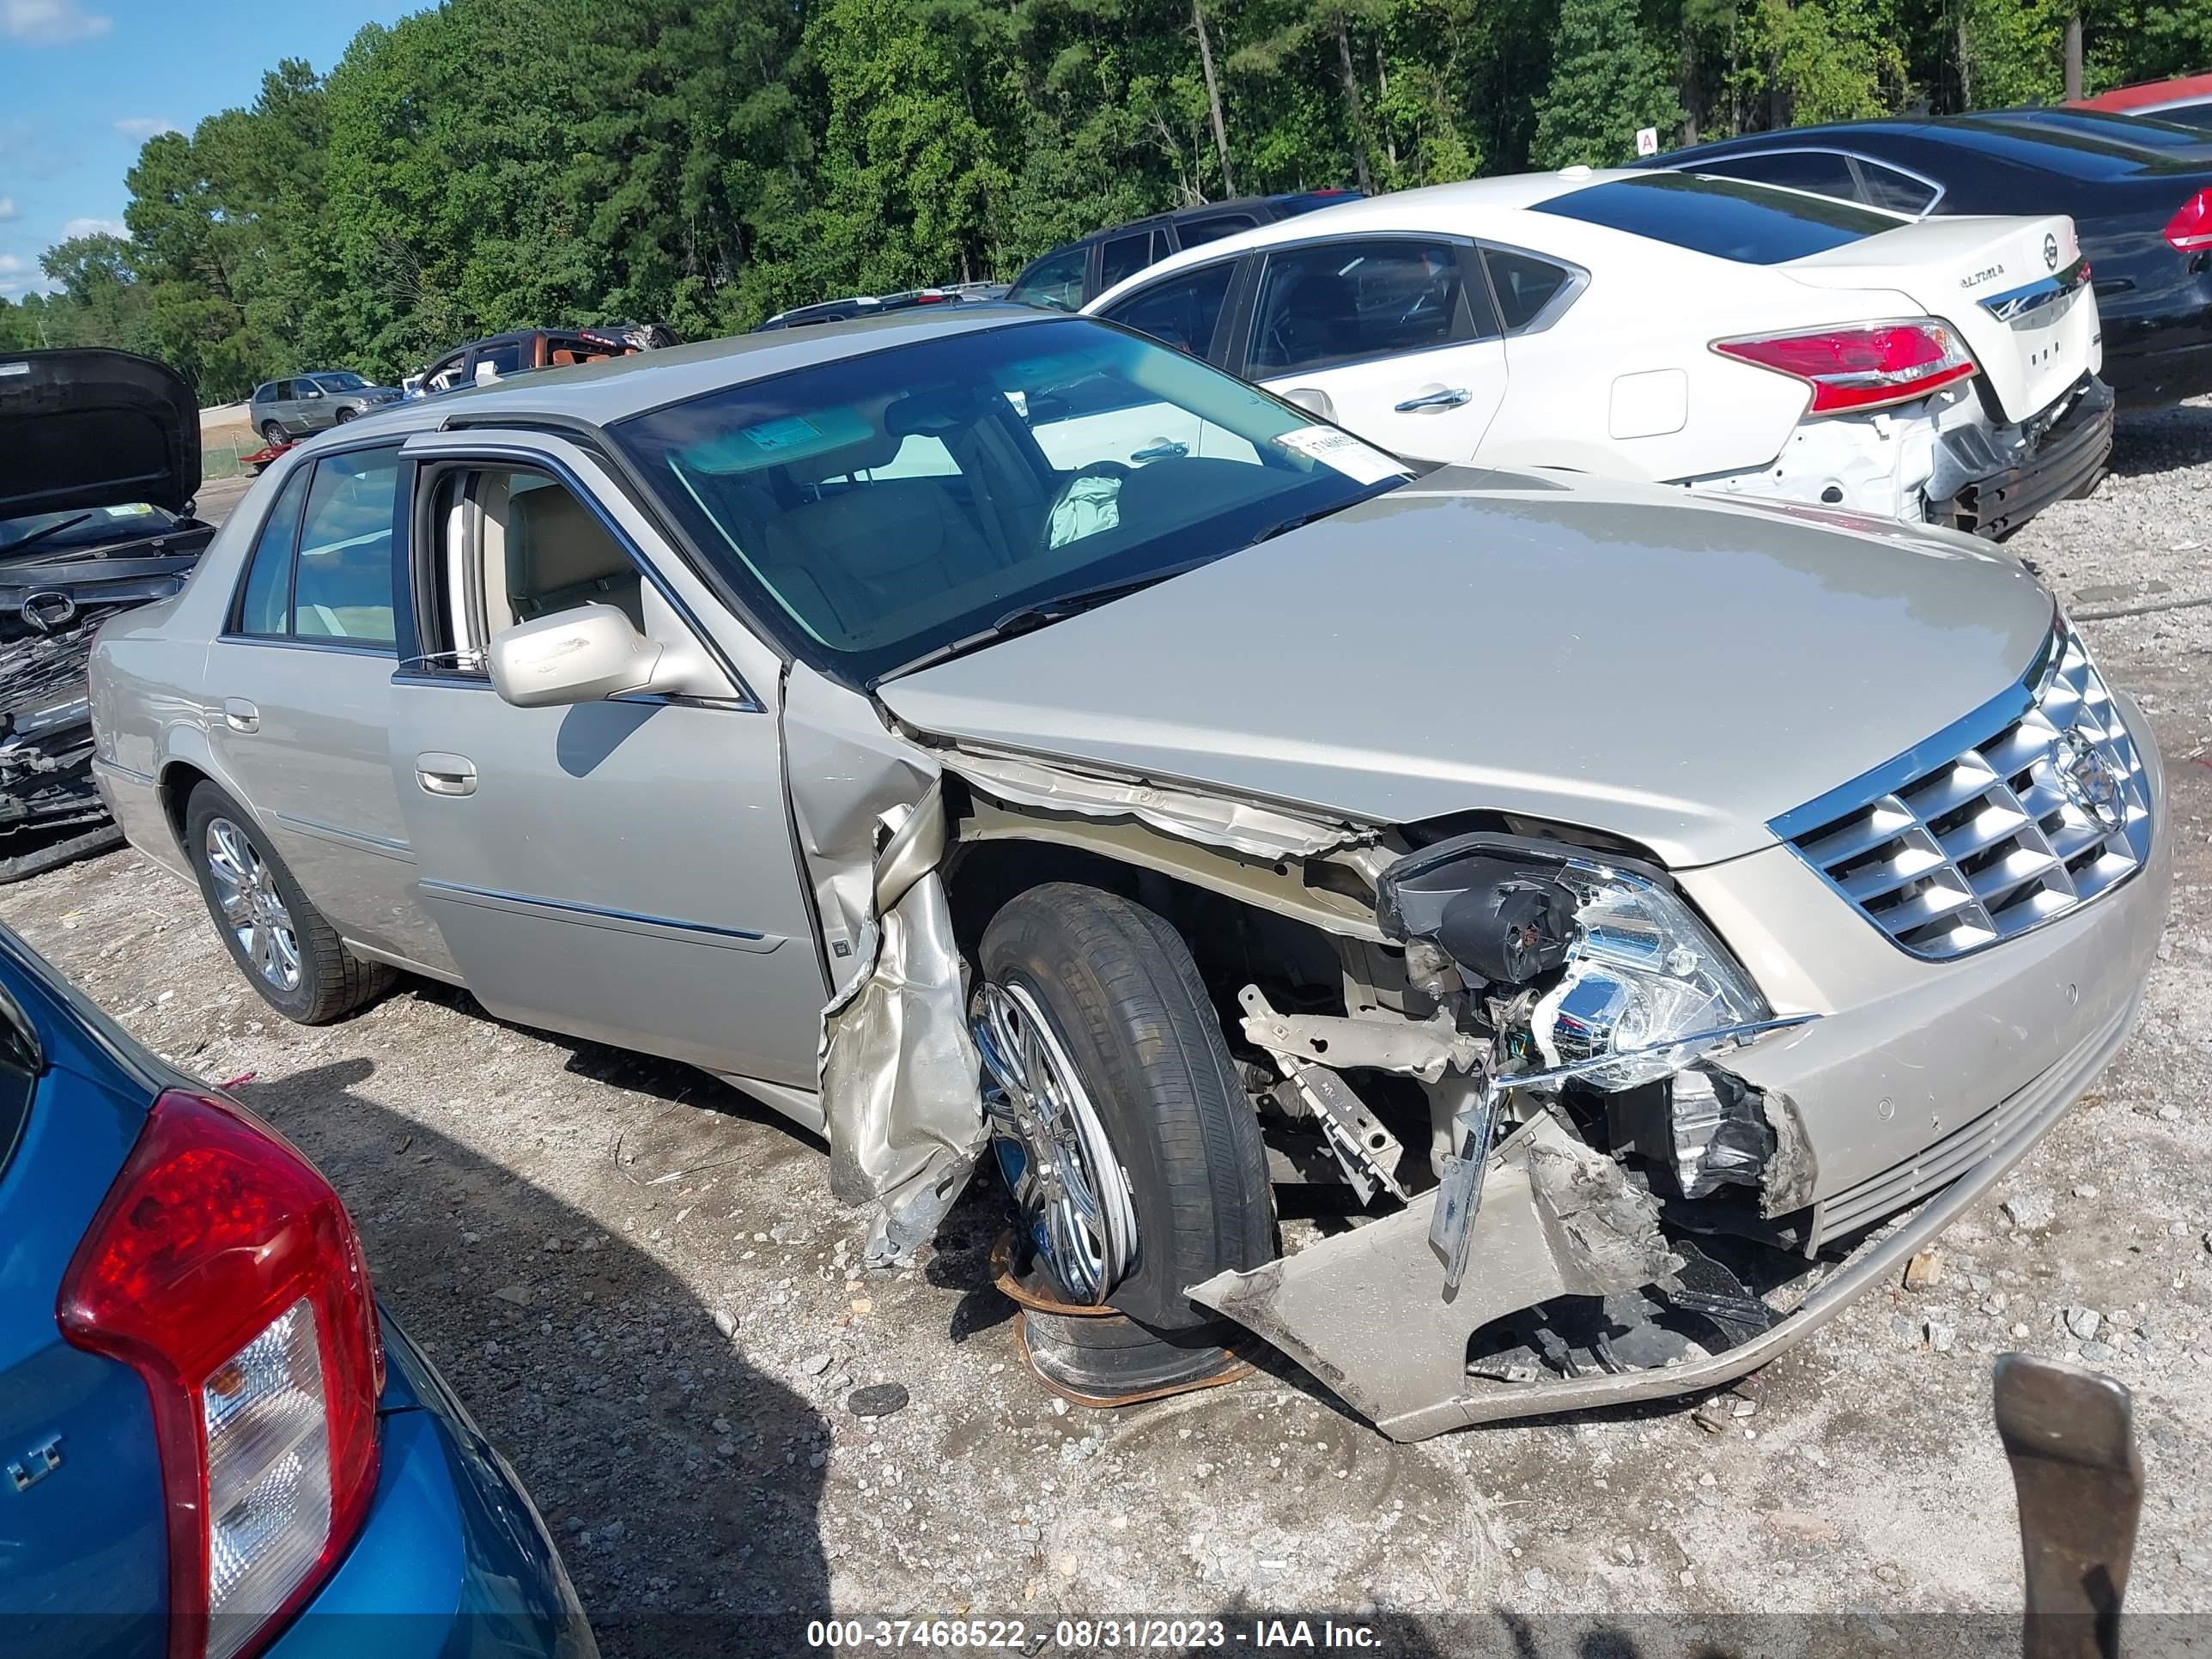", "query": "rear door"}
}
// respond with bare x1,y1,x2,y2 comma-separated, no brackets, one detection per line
1784,214,2099,422
385,433,827,1086
1232,234,1509,463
